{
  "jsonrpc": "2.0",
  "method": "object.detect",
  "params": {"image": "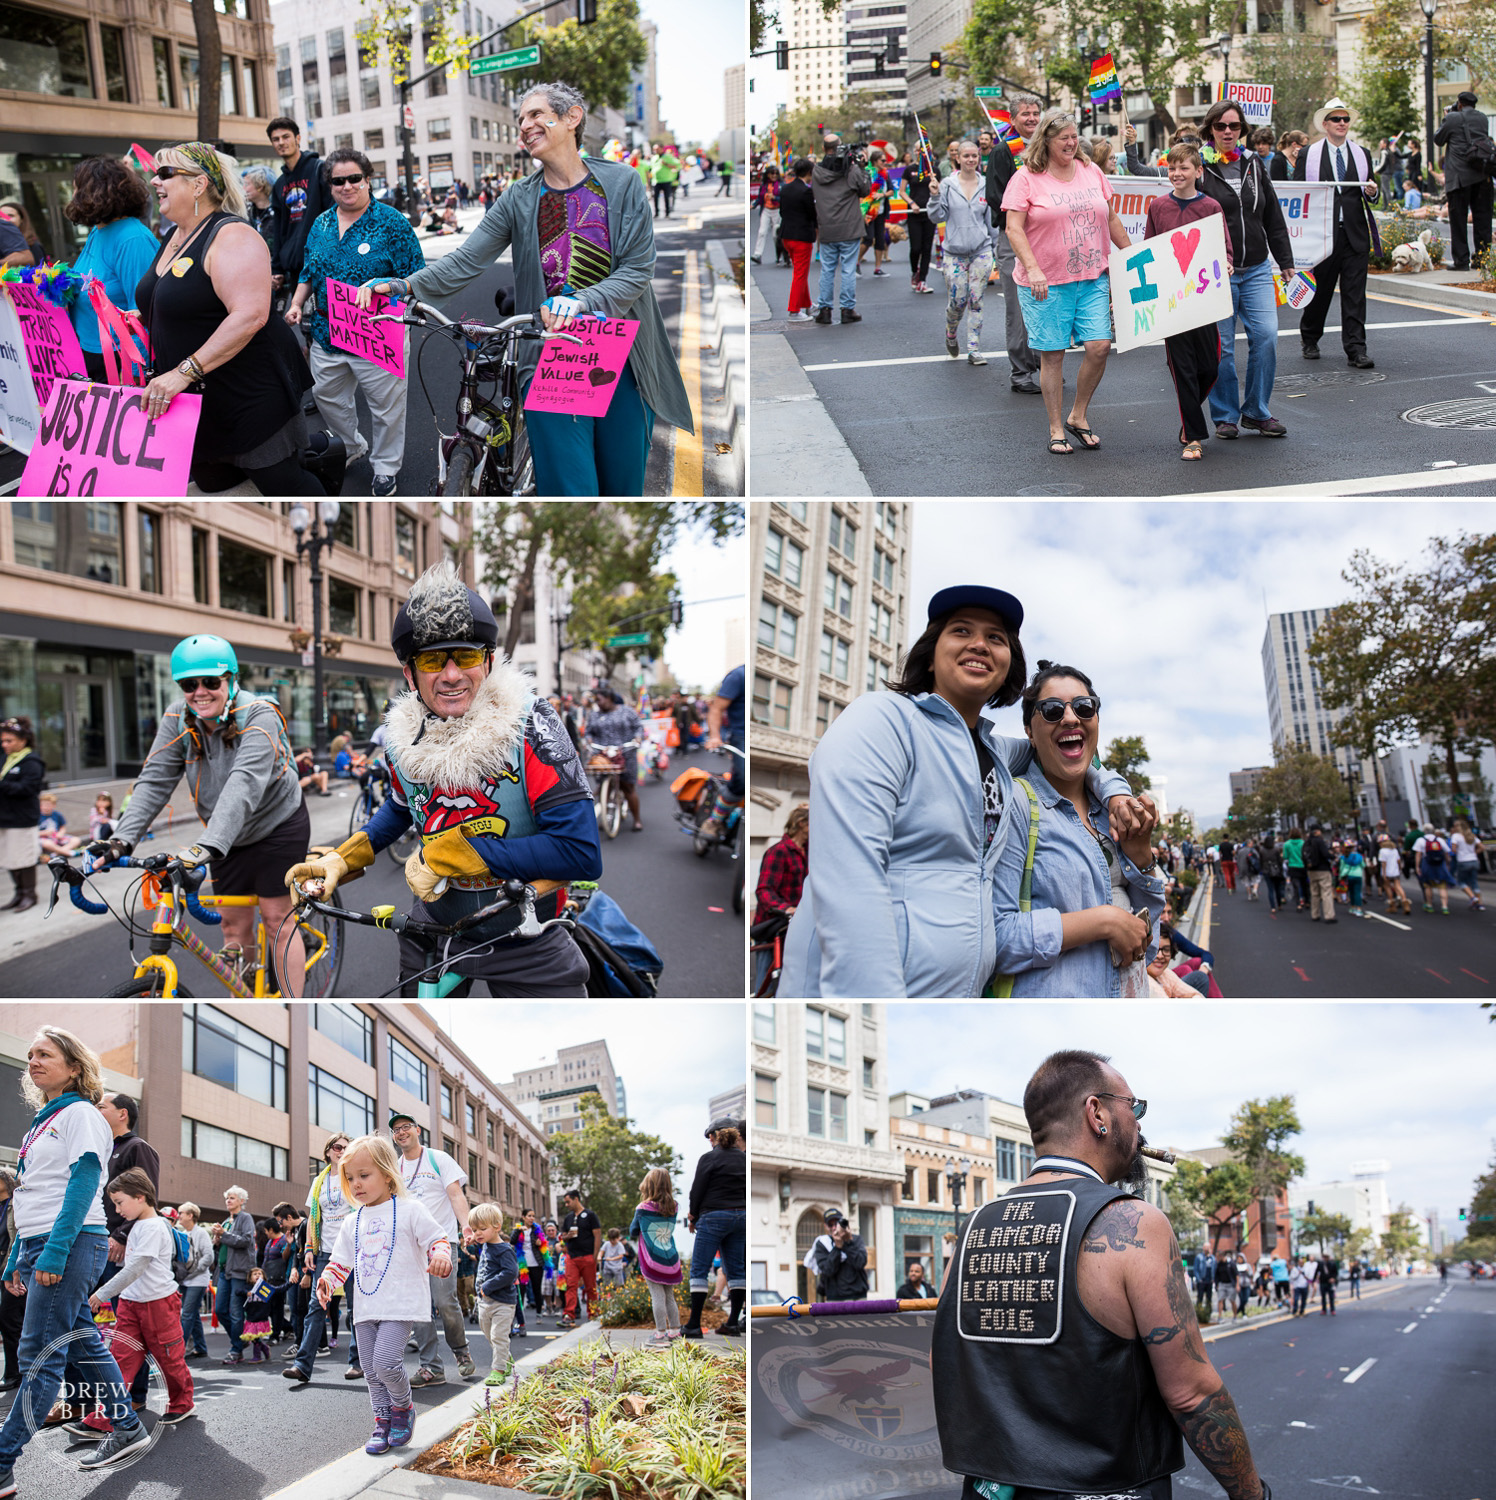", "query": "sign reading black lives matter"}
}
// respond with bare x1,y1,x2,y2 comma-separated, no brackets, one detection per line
956,1190,1074,1343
